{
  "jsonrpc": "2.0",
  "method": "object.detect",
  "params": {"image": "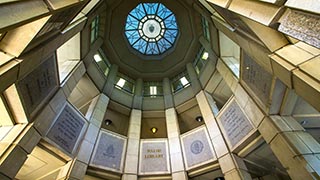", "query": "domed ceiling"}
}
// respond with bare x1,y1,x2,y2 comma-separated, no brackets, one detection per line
104,0,203,80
